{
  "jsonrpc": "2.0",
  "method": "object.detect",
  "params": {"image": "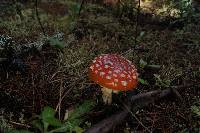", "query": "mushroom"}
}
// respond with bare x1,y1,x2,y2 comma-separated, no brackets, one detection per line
89,54,138,104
